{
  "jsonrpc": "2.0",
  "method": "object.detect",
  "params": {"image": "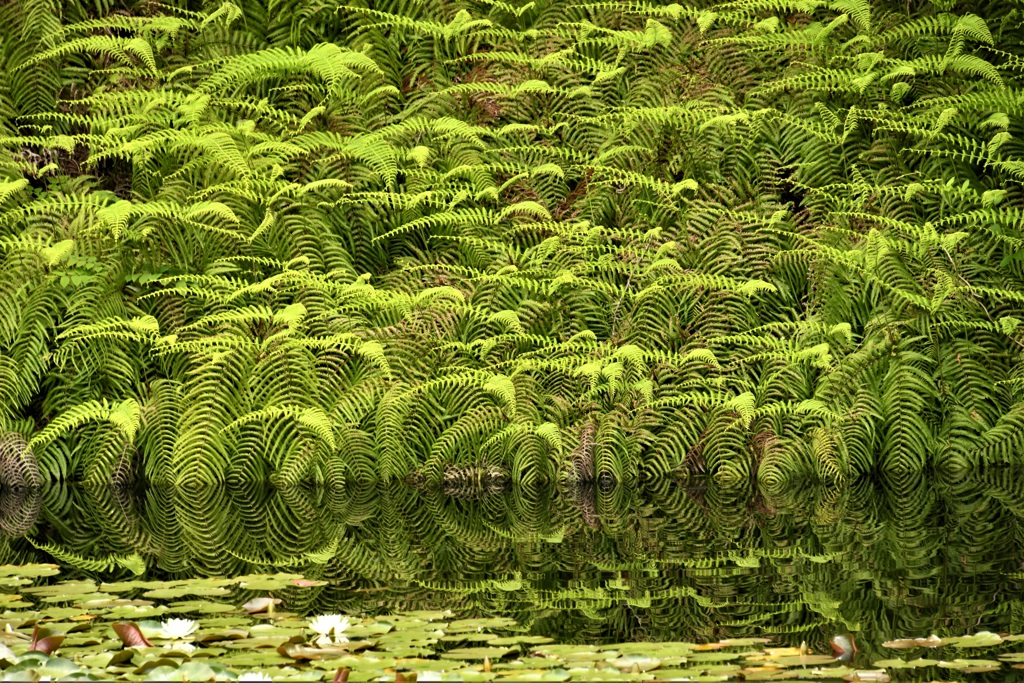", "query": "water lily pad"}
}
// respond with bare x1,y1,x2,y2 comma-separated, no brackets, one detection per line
400,612,451,622
195,628,250,644
446,619,518,633
217,651,293,667
0,596,32,610
736,666,789,681
237,574,307,591
8,655,81,678
440,647,513,660
440,633,497,643
605,642,693,657
687,651,740,663
496,669,570,681
489,636,554,646
770,655,837,667
872,658,938,668
278,642,353,661
378,646,434,658
309,655,397,671
694,638,771,651
144,587,233,600
133,656,185,674
103,605,170,619
143,665,180,681
41,607,87,620
534,645,599,657
223,636,293,649
791,666,856,680
145,660,237,681
881,635,942,649
840,672,889,682
243,598,282,614
944,631,1003,648
449,672,496,683
566,670,641,681
165,600,237,614
23,582,97,597
0,566,60,579
610,655,661,672
936,658,1001,672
